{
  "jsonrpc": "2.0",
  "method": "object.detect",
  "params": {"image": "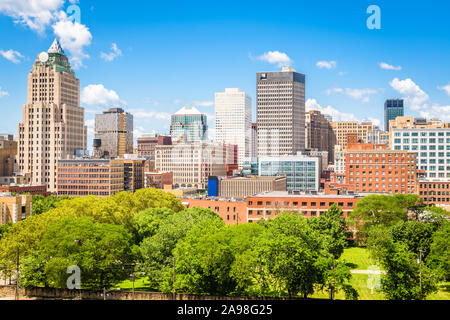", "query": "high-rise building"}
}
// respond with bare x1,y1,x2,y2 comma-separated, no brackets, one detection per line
0,135,17,177
257,67,306,157
137,133,172,158
331,121,374,149
18,39,87,192
155,142,227,190
170,106,208,143
305,110,336,163
215,88,252,168
251,123,258,158
384,99,404,131
94,107,133,158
